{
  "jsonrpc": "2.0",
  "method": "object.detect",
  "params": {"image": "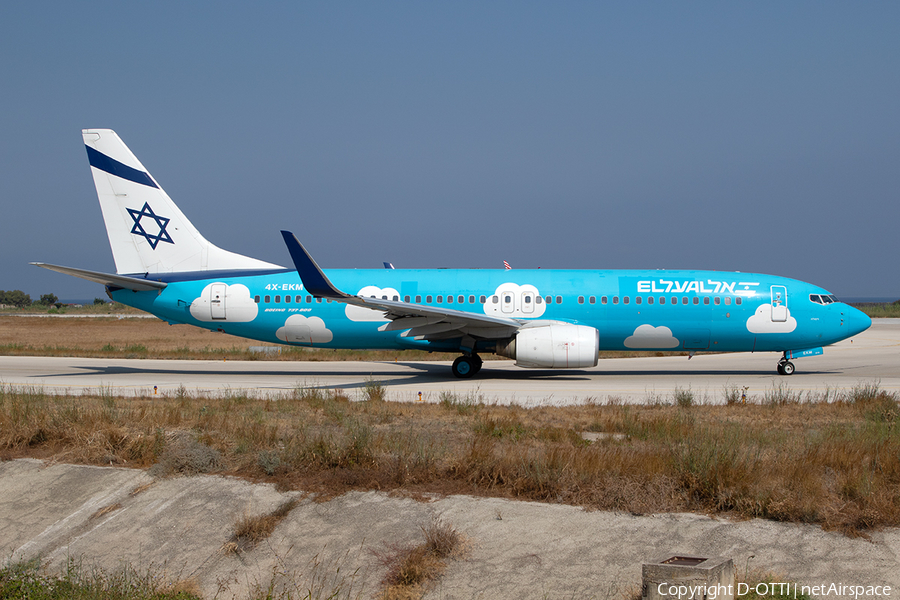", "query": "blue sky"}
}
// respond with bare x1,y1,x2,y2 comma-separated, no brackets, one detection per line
2,2,898,300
